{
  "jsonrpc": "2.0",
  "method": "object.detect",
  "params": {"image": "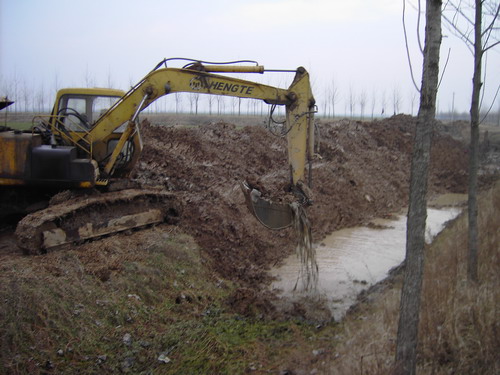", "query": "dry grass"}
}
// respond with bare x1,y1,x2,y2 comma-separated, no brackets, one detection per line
324,180,500,374
0,182,498,374
0,227,238,374
418,181,499,374
0,226,336,374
